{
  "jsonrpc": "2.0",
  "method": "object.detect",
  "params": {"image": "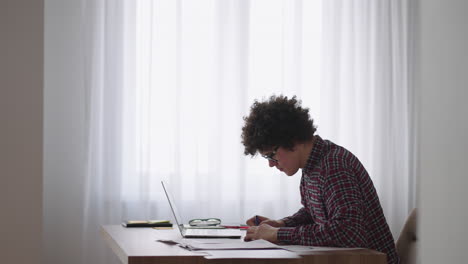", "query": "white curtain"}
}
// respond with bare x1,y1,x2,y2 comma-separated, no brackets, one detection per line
77,0,414,263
